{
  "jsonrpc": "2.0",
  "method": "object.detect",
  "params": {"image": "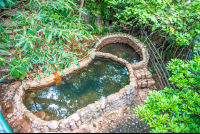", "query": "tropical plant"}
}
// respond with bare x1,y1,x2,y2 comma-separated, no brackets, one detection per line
0,0,96,81
114,0,200,61
167,54,200,91
133,54,200,133
133,87,200,133
0,0,14,9
0,22,10,67
77,0,127,34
